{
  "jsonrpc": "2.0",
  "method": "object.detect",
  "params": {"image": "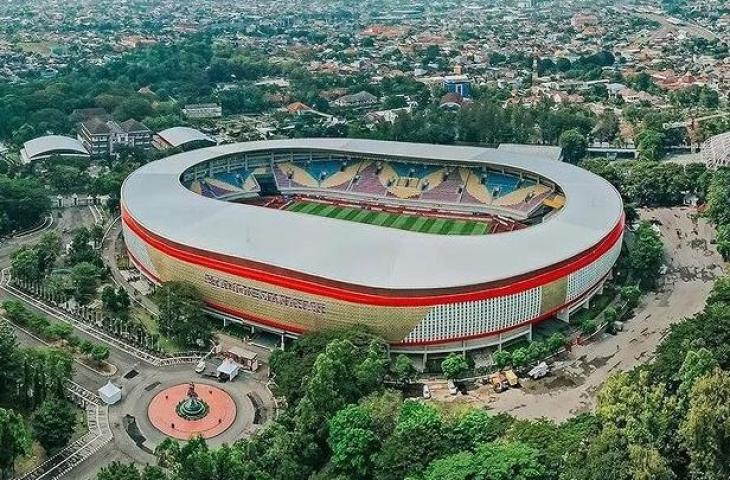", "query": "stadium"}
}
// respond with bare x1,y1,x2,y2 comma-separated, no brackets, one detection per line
121,139,624,354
